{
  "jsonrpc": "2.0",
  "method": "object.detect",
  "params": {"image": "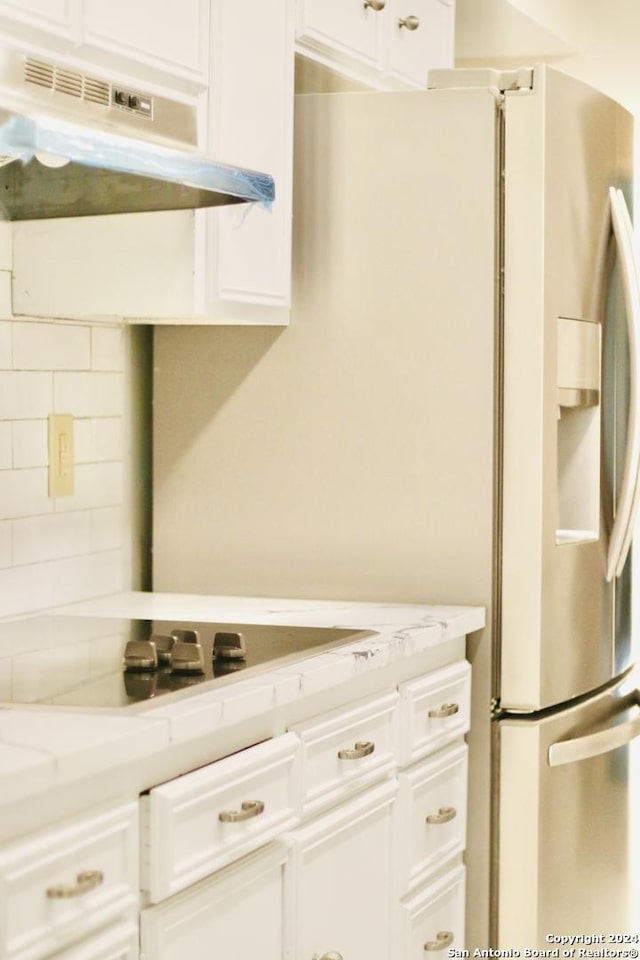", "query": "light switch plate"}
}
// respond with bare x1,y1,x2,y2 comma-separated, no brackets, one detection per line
48,414,74,497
